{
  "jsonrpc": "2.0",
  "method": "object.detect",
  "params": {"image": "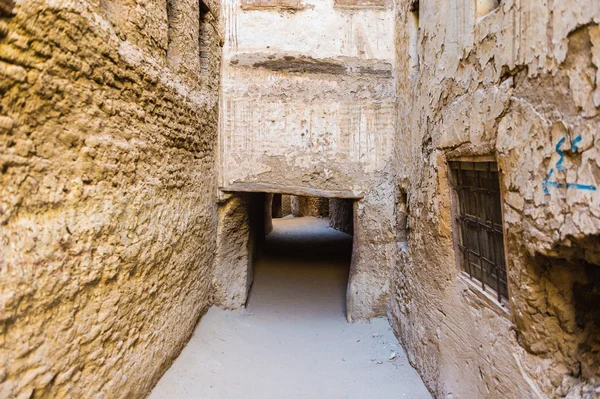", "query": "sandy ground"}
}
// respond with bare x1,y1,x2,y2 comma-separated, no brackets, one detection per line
149,217,431,399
